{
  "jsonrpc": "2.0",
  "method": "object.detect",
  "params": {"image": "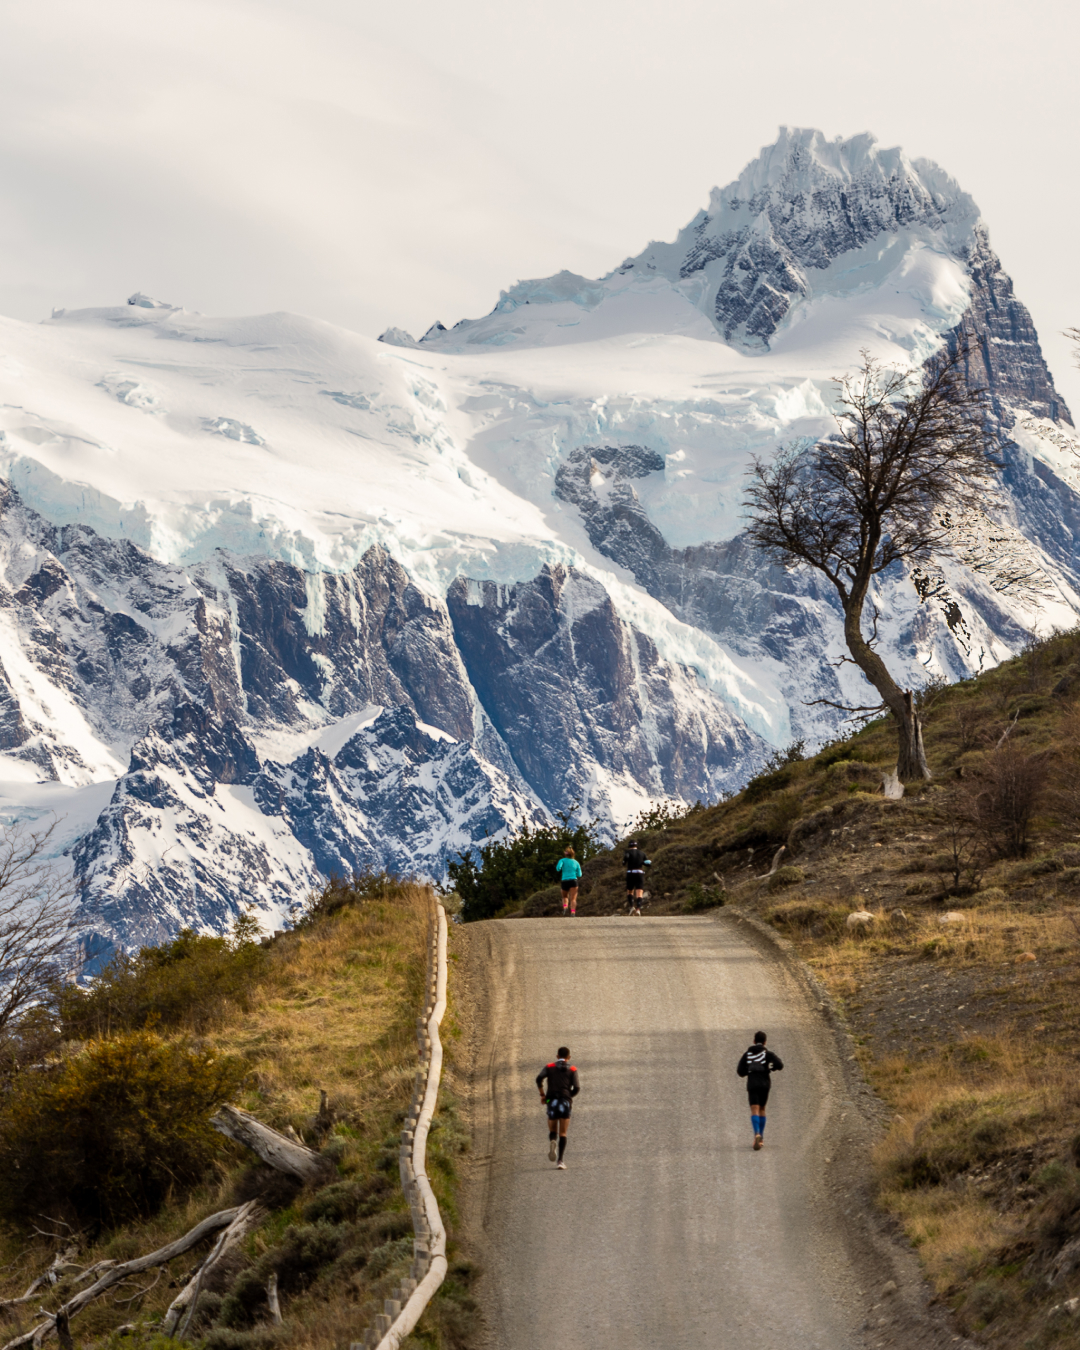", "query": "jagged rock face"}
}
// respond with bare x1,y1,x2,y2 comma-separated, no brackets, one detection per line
628,132,1070,425
676,132,961,346
255,706,532,881
950,227,1071,425
0,482,763,957
447,565,766,809
72,712,317,957
209,552,475,738
2,127,1078,961
0,485,477,783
